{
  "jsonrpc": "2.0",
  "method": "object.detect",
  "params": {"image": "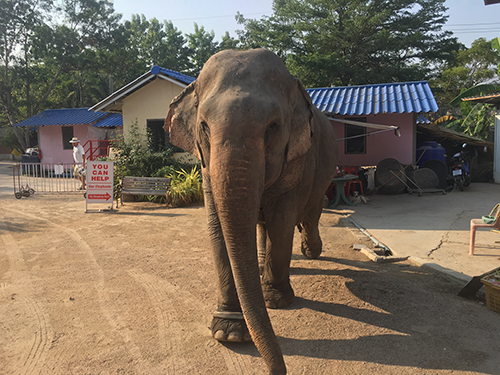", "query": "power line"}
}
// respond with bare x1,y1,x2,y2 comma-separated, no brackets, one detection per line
168,11,270,22
446,22,500,27
165,14,499,26
446,29,500,33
